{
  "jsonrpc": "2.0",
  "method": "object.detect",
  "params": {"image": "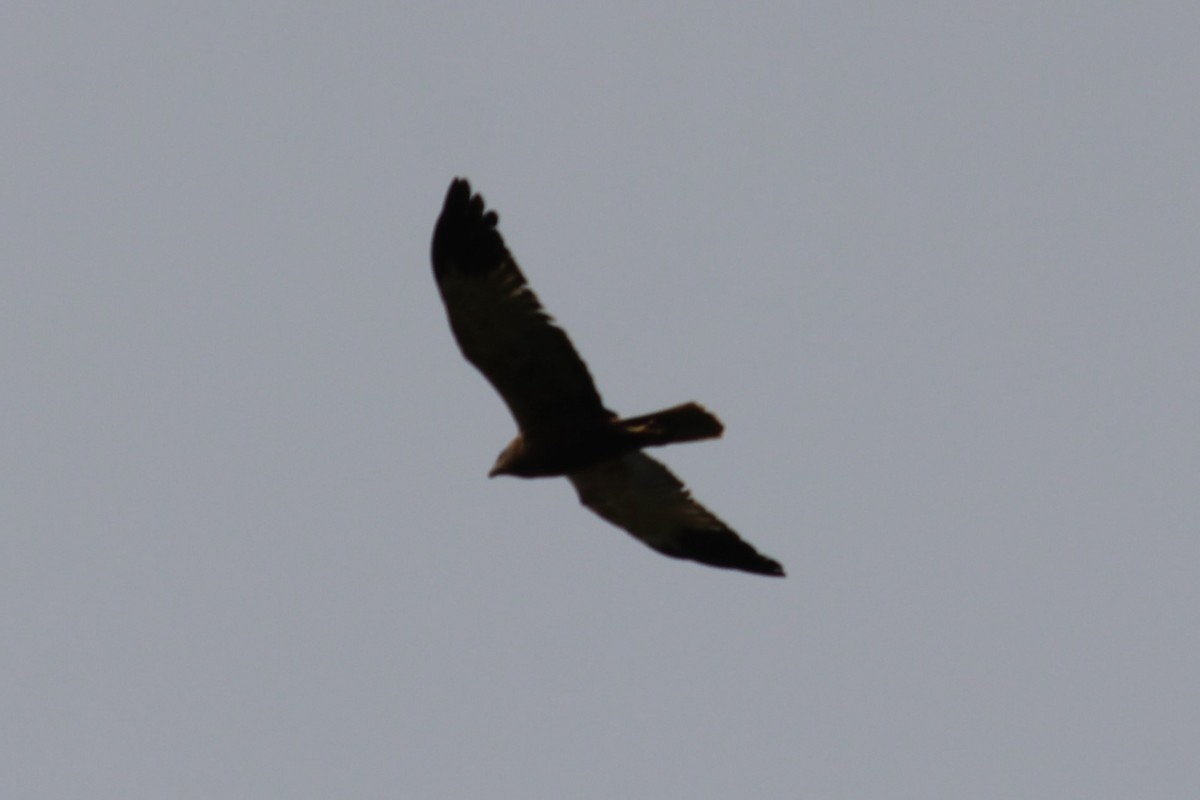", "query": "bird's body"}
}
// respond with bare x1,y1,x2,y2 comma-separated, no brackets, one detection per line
488,401,727,478
430,178,784,577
